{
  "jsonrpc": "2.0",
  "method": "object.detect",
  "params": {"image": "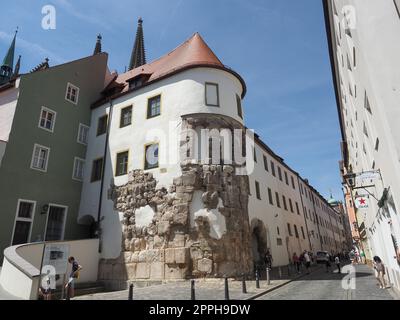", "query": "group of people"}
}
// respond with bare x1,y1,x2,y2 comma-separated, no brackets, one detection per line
291,251,313,275
38,256,82,300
